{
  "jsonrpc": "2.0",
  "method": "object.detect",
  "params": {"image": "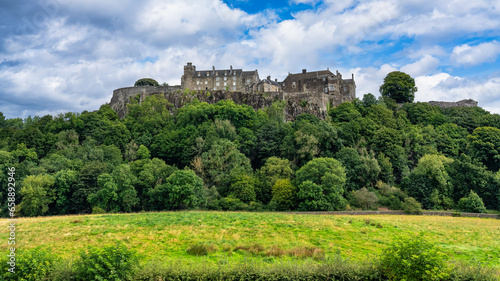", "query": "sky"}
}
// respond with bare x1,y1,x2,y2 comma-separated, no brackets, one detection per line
0,0,499,118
